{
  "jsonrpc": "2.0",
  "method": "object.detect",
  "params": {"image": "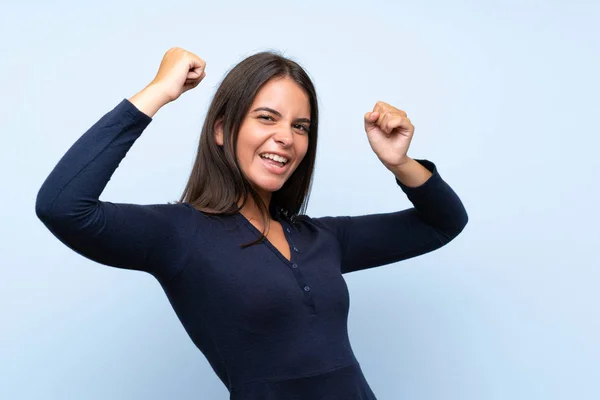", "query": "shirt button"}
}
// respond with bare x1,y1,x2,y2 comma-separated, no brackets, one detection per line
304,286,311,292
292,263,298,269
293,246,299,252
286,228,291,233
